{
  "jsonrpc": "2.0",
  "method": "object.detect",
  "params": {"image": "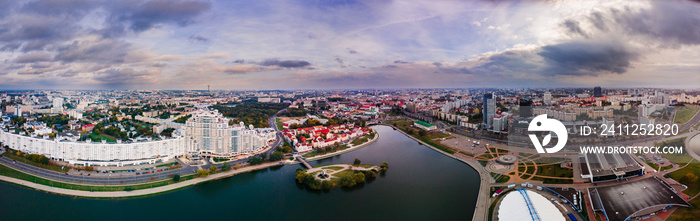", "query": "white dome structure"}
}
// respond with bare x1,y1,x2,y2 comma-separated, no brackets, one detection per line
498,189,565,221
